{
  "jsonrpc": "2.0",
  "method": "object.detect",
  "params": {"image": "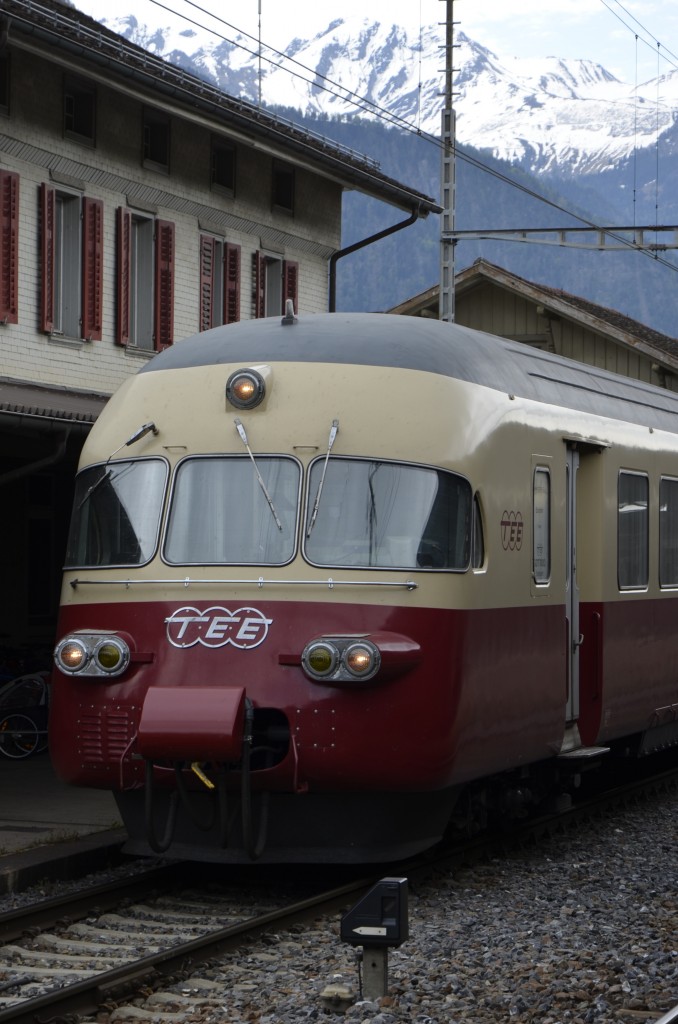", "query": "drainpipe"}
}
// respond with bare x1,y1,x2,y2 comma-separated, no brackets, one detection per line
328,207,421,313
